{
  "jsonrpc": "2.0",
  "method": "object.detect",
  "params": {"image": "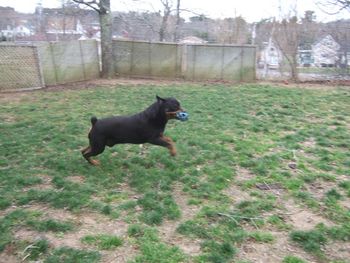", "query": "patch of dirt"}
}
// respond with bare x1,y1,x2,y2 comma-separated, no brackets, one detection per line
0,206,19,218
28,204,77,221
263,80,350,90
236,231,318,263
338,198,350,210
323,241,350,261
301,137,317,149
3,114,17,124
0,253,19,263
283,198,334,230
305,180,339,201
0,91,29,103
99,244,139,263
23,174,53,192
234,166,256,182
66,175,86,184
11,204,137,263
223,183,253,206
157,183,202,256
42,78,191,92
